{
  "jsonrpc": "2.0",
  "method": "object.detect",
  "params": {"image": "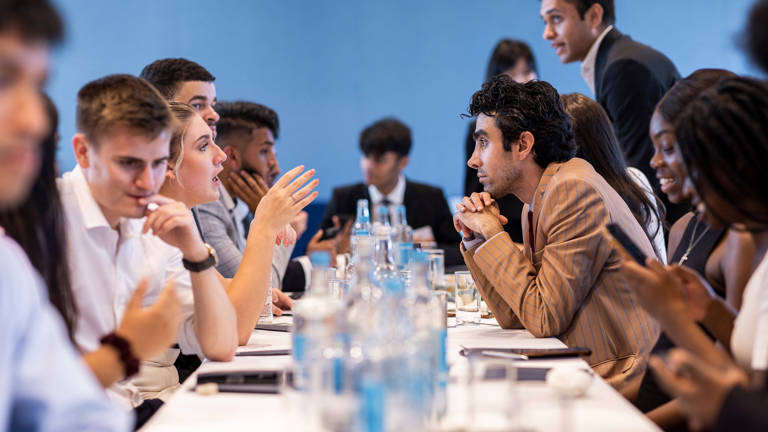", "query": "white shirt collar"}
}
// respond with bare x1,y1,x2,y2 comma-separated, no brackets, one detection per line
69,165,143,237
580,25,614,94
368,174,406,208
